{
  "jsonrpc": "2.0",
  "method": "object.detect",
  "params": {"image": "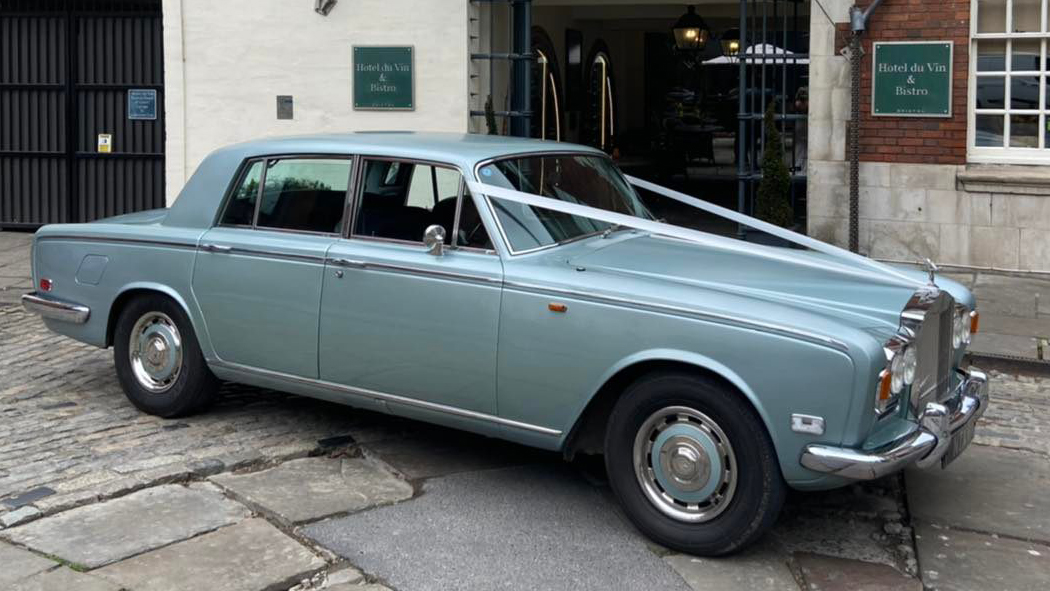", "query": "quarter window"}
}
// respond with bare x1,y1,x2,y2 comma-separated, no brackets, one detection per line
255,158,351,233
220,160,263,226
970,0,1050,160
